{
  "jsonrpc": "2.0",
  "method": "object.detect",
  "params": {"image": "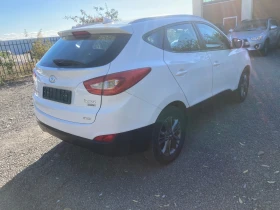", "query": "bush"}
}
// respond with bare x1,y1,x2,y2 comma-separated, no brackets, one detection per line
0,51,10,59
0,76,4,85
3,59,15,74
0,54,15,75
31,39,52,60
20,61,36,73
